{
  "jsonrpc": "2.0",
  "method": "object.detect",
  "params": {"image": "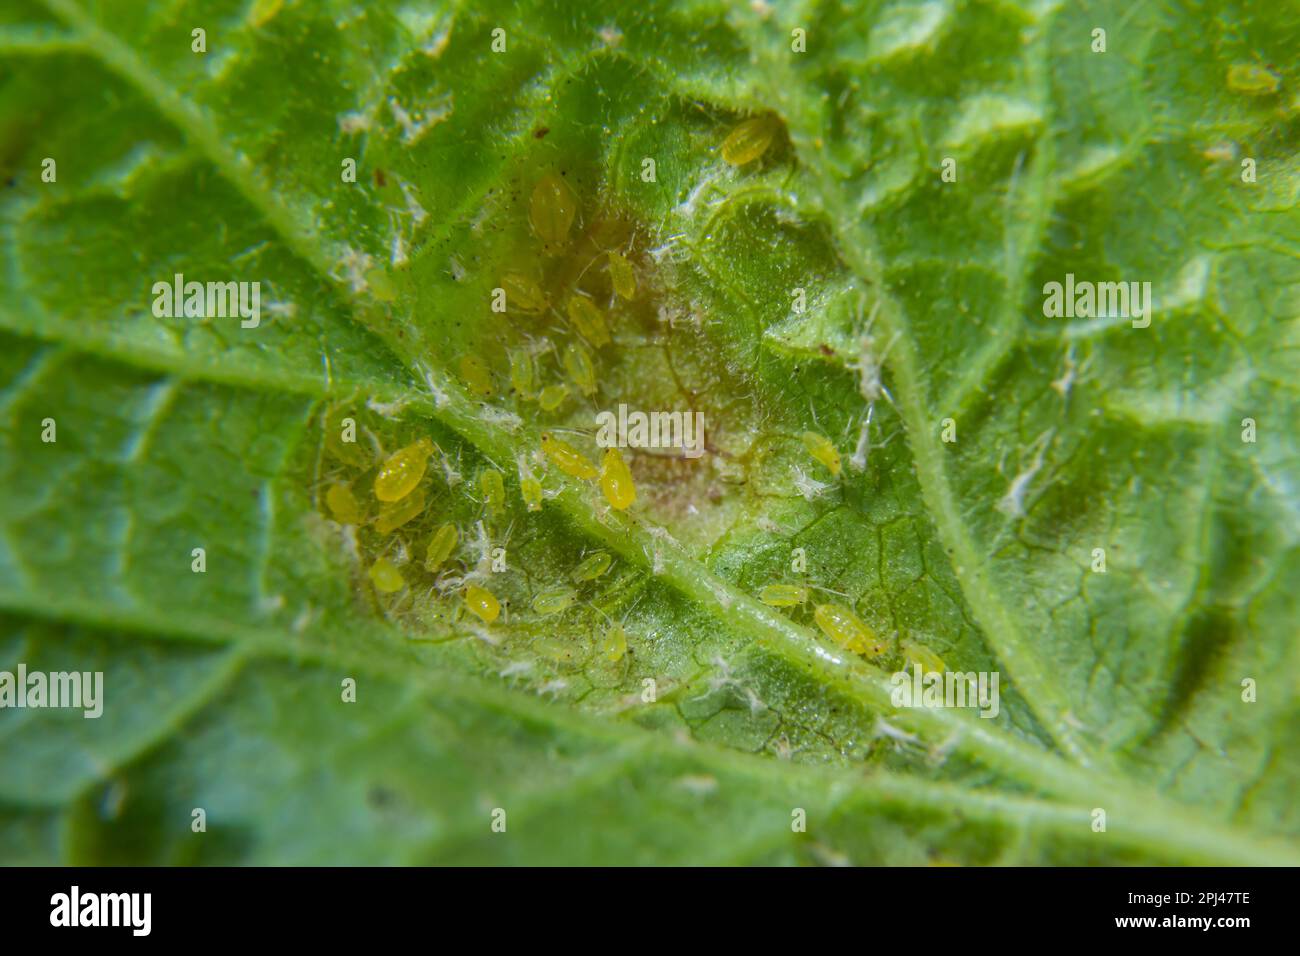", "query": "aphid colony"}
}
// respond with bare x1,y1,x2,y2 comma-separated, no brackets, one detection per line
338,416,936,669
478,169,640,420
316,112,907,686
755,579,949,670
756,583,886,658
323,426,636,635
